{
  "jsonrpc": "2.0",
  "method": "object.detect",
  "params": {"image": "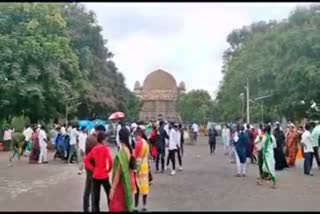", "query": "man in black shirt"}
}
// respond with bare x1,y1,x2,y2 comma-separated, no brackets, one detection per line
156,120,169,173
208,125,218,155
179,124,184,156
